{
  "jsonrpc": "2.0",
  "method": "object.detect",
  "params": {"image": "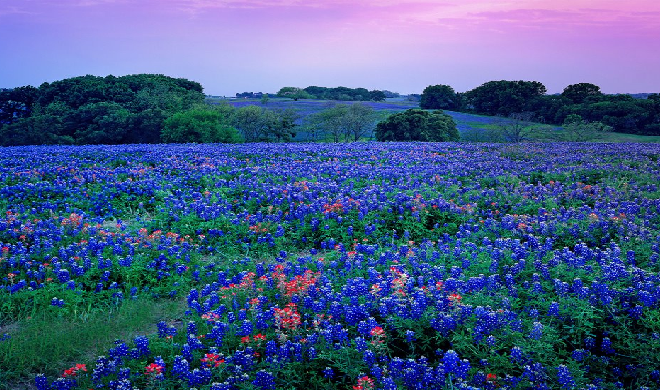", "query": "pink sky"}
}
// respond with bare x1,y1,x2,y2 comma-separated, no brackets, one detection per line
1,0,659,95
